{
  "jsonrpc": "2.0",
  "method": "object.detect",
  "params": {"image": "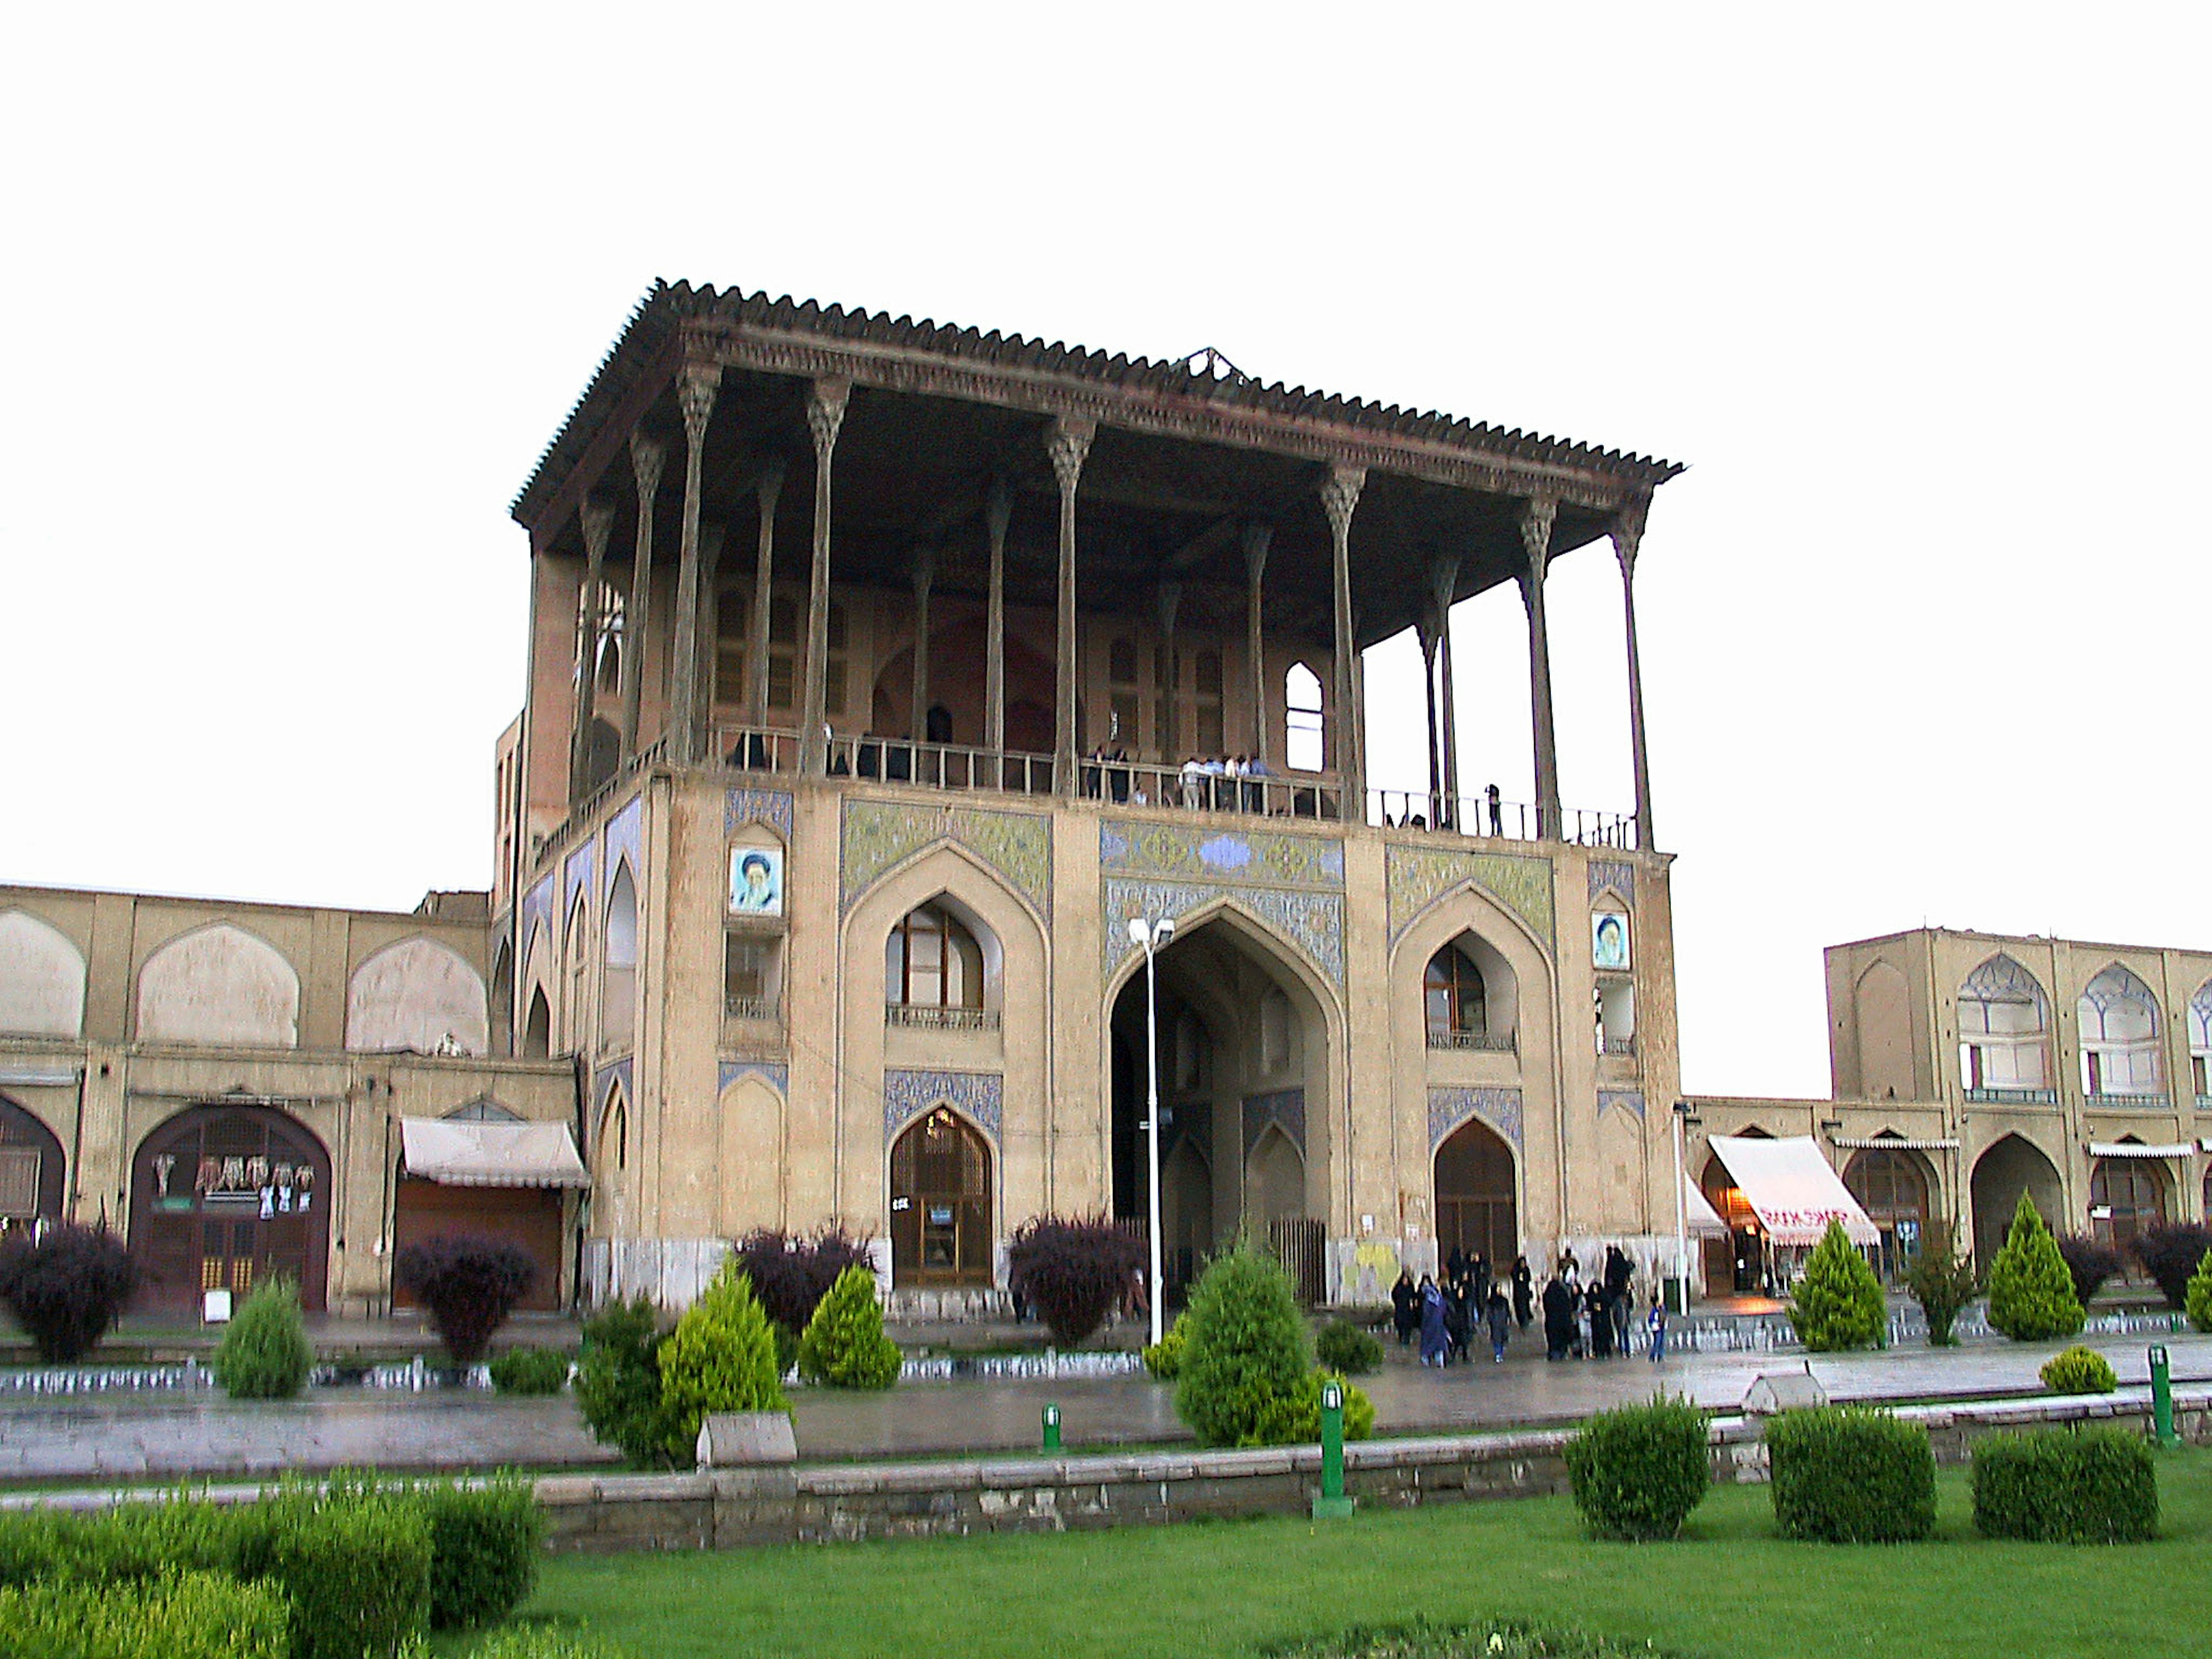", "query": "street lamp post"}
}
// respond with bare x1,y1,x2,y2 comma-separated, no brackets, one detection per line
1128,914,1176,1348
1671,1099,1701,1315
